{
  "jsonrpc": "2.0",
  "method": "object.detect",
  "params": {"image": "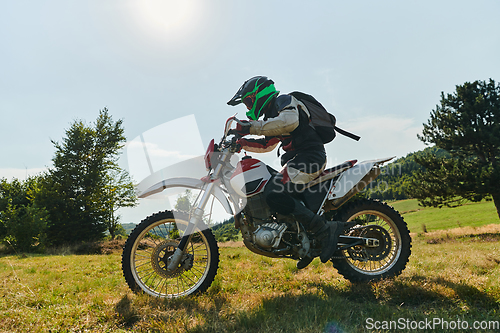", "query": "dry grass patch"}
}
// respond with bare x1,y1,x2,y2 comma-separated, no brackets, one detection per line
217,240,244,248
0,229,499,332
414,223,500,245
